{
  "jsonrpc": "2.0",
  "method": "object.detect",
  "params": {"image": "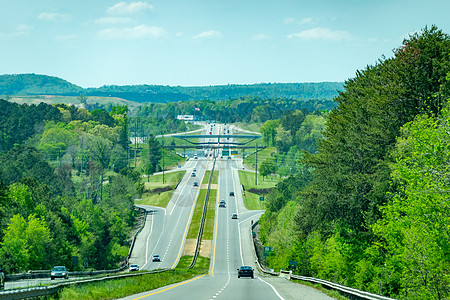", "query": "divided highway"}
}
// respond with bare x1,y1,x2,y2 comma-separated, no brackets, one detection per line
125,123,334,300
